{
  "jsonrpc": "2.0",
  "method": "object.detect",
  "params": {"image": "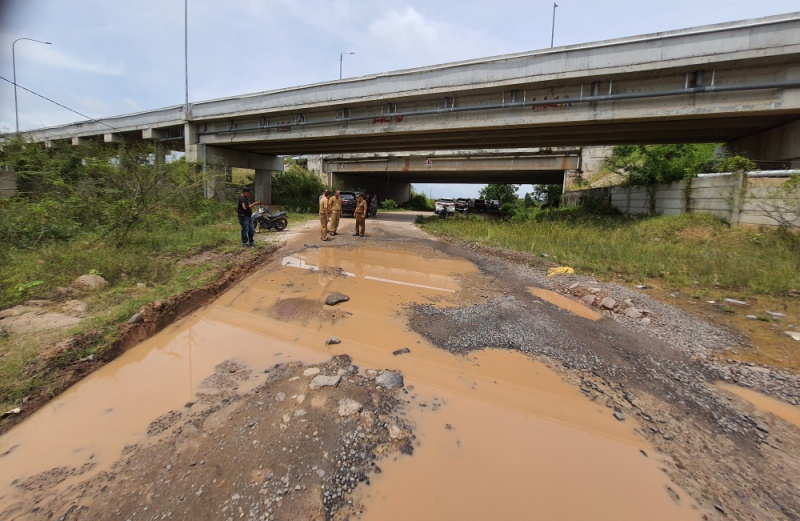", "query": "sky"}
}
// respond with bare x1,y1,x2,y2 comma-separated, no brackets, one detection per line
1,0,798,199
